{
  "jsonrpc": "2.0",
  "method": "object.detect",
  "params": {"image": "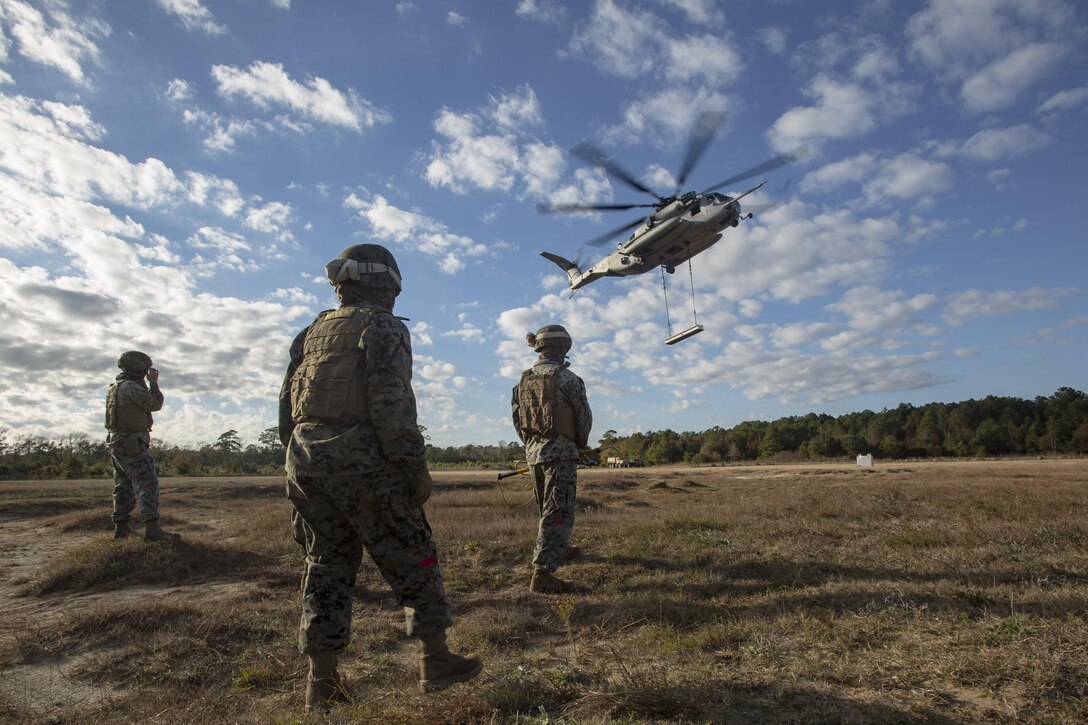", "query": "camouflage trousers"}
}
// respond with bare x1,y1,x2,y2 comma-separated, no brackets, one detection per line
531,460,578,572
287,470,452,655
110,437,160,524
